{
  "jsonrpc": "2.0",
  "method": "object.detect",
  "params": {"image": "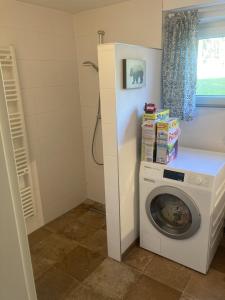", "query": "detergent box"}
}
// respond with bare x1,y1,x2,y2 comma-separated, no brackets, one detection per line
143,109,170,121
156,118,180,164
156,140,178,164
157,118,180,145
141,120,157,162
141,109,171,162
141,141,156,162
